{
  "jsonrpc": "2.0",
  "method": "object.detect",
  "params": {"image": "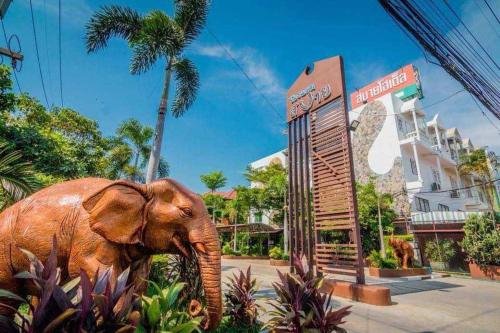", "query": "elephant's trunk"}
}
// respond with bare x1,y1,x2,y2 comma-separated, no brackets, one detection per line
191,219,222,330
